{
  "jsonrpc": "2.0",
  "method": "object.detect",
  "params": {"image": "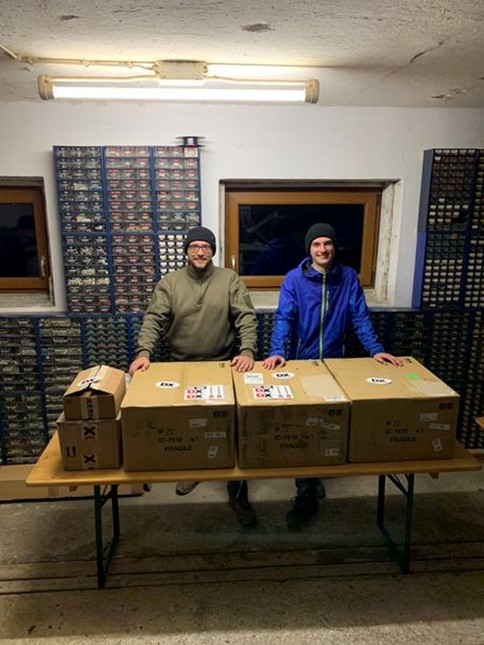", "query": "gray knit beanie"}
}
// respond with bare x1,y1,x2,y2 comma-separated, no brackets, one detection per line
305,223,337,253
183,226,217,254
